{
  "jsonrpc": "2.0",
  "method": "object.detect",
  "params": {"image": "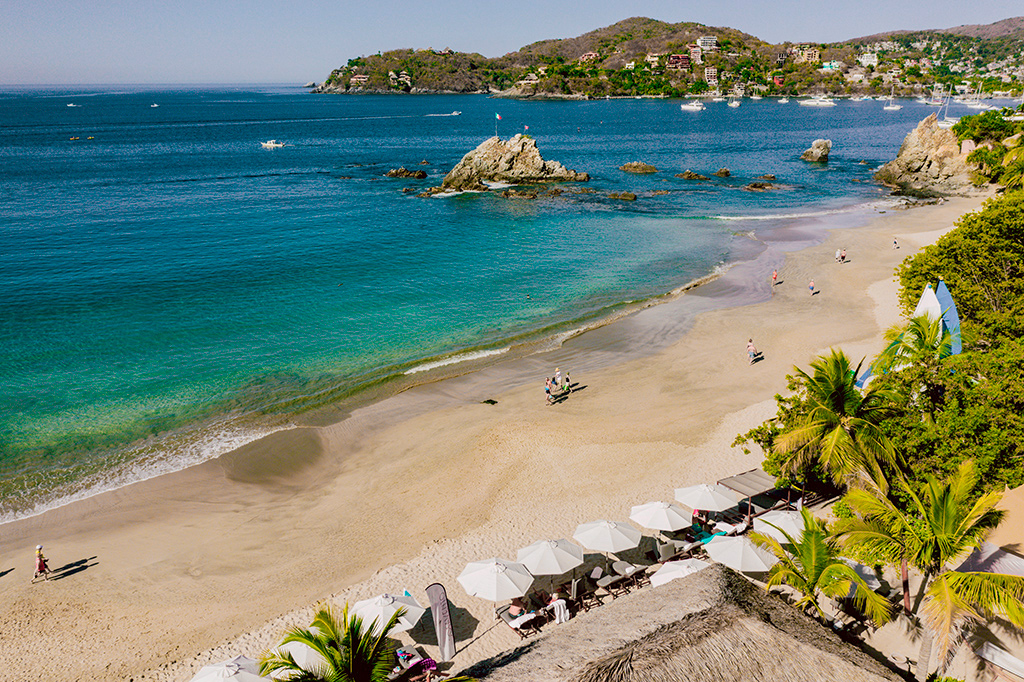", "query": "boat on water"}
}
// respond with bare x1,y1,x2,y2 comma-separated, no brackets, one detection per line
451,111,461,115
798,95,837,107
778,97,790,104
712,96,726,102
66,103,78,107
749,95,762,100
680,100,706,111
727,95,740,108
936,96,959,129
260,140,285,149
151,103,159,108
883,87,902,111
